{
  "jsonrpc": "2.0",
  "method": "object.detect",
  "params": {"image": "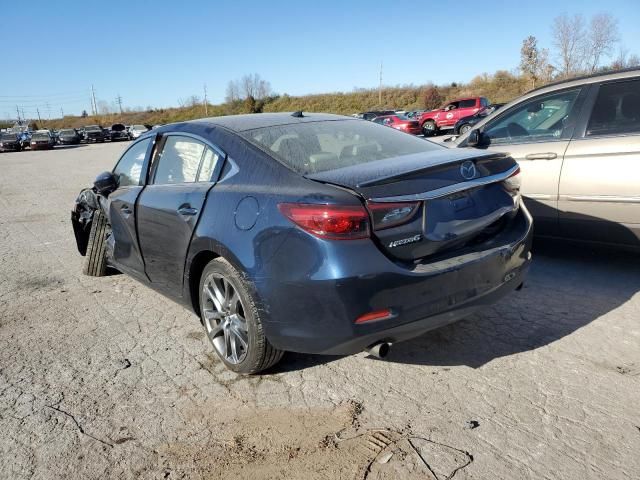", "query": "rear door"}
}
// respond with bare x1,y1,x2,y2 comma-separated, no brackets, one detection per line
473,87,586,235
559,78,640,246
105,137,154,277
136,134,223,291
